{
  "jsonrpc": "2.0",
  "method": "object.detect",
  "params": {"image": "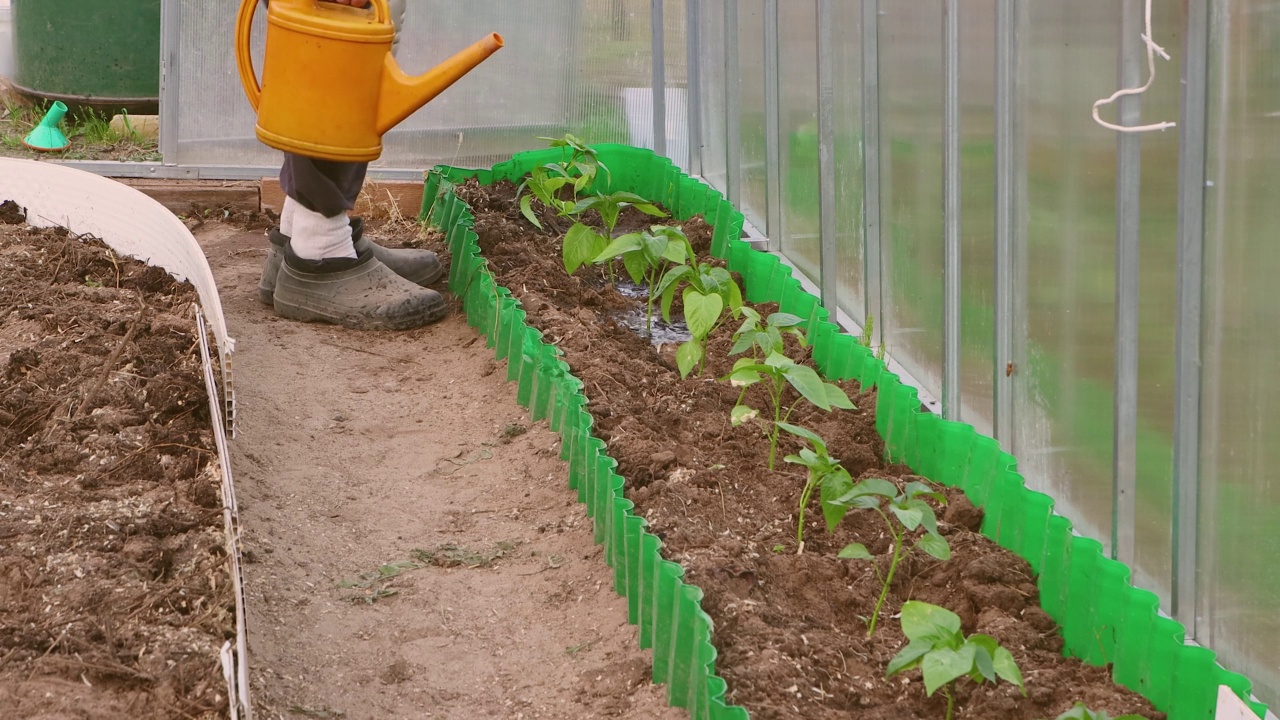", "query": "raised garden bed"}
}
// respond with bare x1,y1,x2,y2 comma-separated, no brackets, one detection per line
0,201,232,718
421,145,1268,720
